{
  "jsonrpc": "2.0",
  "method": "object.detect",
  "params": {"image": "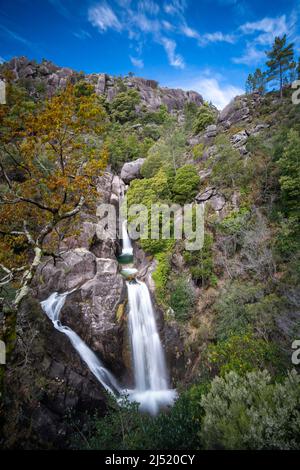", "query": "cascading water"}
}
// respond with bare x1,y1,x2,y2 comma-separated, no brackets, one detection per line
121,220,133,256
120,193,176,414
40,180,176,415
126,280,177,415
41,292,120,396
